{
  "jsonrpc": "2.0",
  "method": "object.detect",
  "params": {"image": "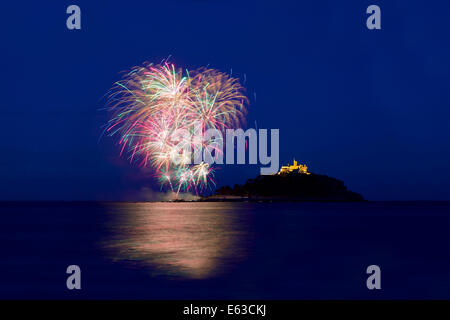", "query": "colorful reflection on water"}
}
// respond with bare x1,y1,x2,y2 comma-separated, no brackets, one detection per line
101,202,252,279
